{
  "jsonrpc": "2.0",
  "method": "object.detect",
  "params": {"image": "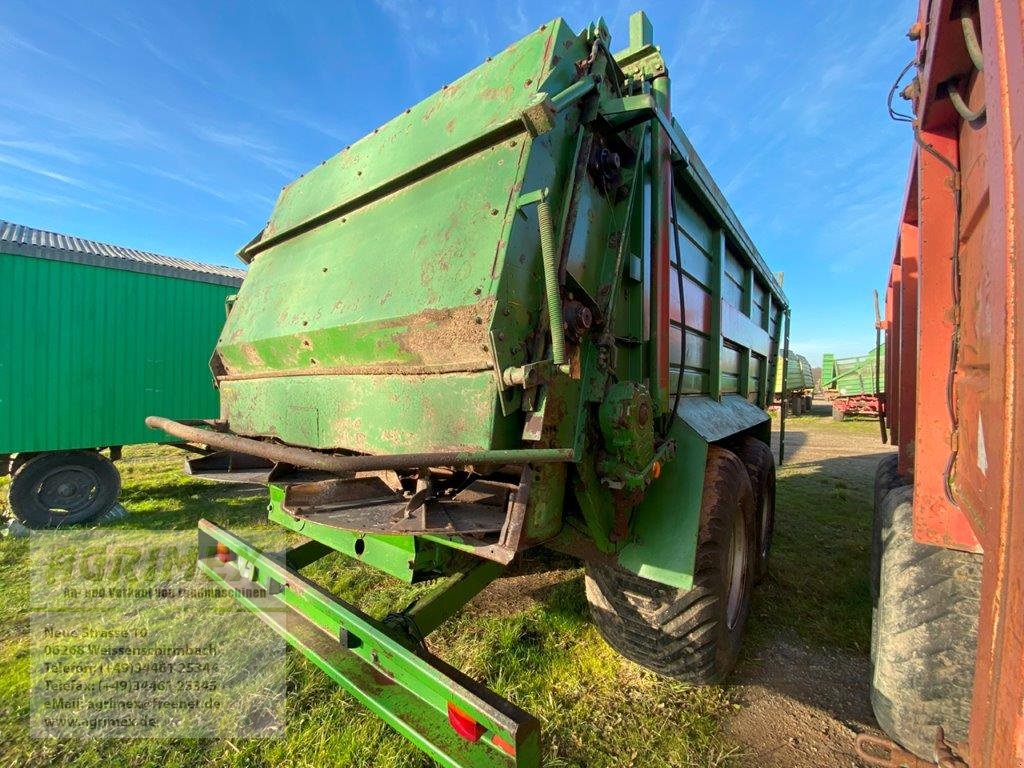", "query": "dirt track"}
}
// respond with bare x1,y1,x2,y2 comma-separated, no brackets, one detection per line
726,403,892,767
